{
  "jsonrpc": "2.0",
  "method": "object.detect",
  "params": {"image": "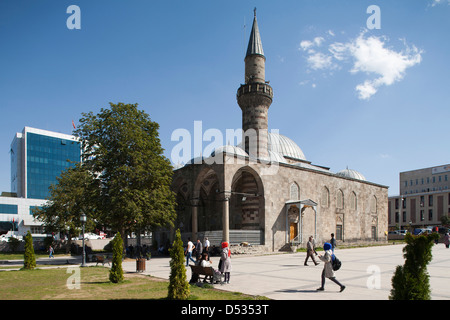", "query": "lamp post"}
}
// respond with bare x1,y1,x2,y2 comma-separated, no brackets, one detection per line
80,213,87,267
